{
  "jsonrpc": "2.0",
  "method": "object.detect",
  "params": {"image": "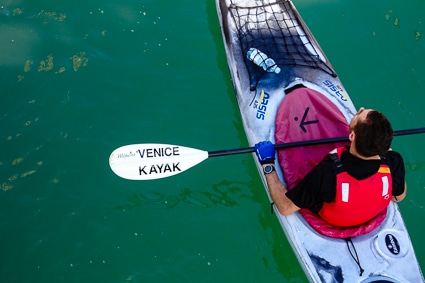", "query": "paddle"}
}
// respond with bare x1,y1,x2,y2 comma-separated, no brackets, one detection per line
109,127,425,180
